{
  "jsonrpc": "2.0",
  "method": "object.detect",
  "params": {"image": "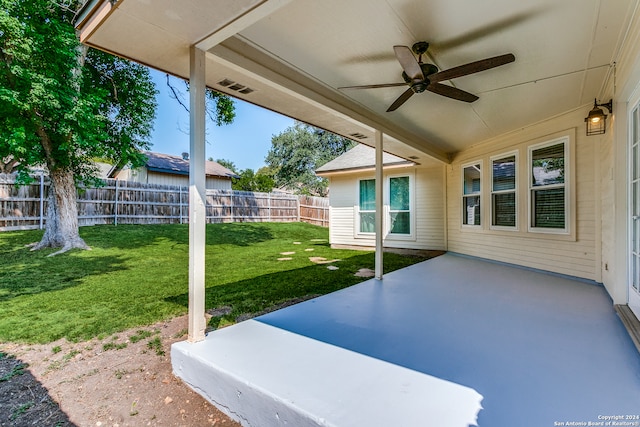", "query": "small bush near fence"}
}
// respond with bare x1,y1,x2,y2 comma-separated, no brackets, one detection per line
0,174,328,231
